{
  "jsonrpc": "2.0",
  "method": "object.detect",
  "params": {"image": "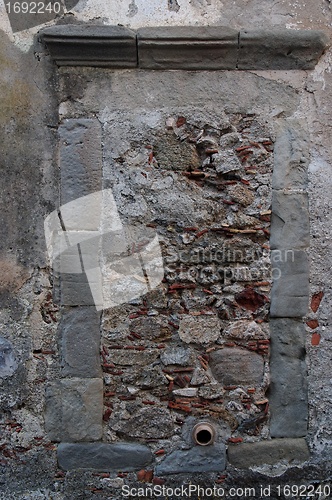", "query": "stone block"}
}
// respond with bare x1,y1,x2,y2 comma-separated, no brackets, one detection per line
269,319,308,438
238,29,329,70
57,442,153,471
178,315,221,345
270,250,309,318
160,346,191,366
209,347,264,387
153,131,200,171
45,378,103,442
227,438,310,468
270,192,309,250
60,307,101,378
155,444,226,474
272,120,309,190
137,26,238,70
59,119,102,207
42,25,138,67
60,272,101,307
